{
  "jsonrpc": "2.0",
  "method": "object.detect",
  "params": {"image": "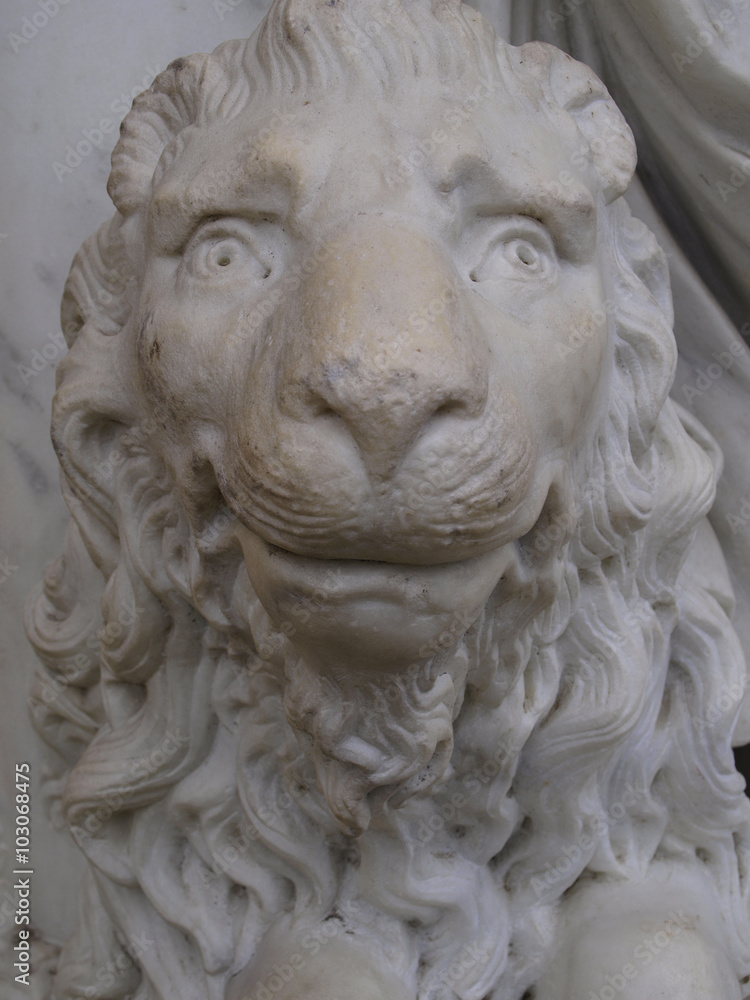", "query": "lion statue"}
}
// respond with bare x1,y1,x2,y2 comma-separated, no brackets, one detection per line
25,1,750,998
